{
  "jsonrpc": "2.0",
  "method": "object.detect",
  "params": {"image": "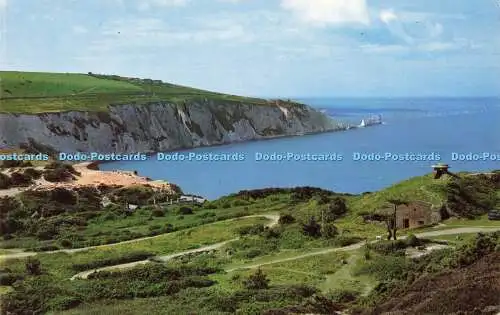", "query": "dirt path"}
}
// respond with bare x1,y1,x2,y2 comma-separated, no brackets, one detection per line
71,225,500,279
226,226,500,272
0,214,280,261
69,214,279,280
